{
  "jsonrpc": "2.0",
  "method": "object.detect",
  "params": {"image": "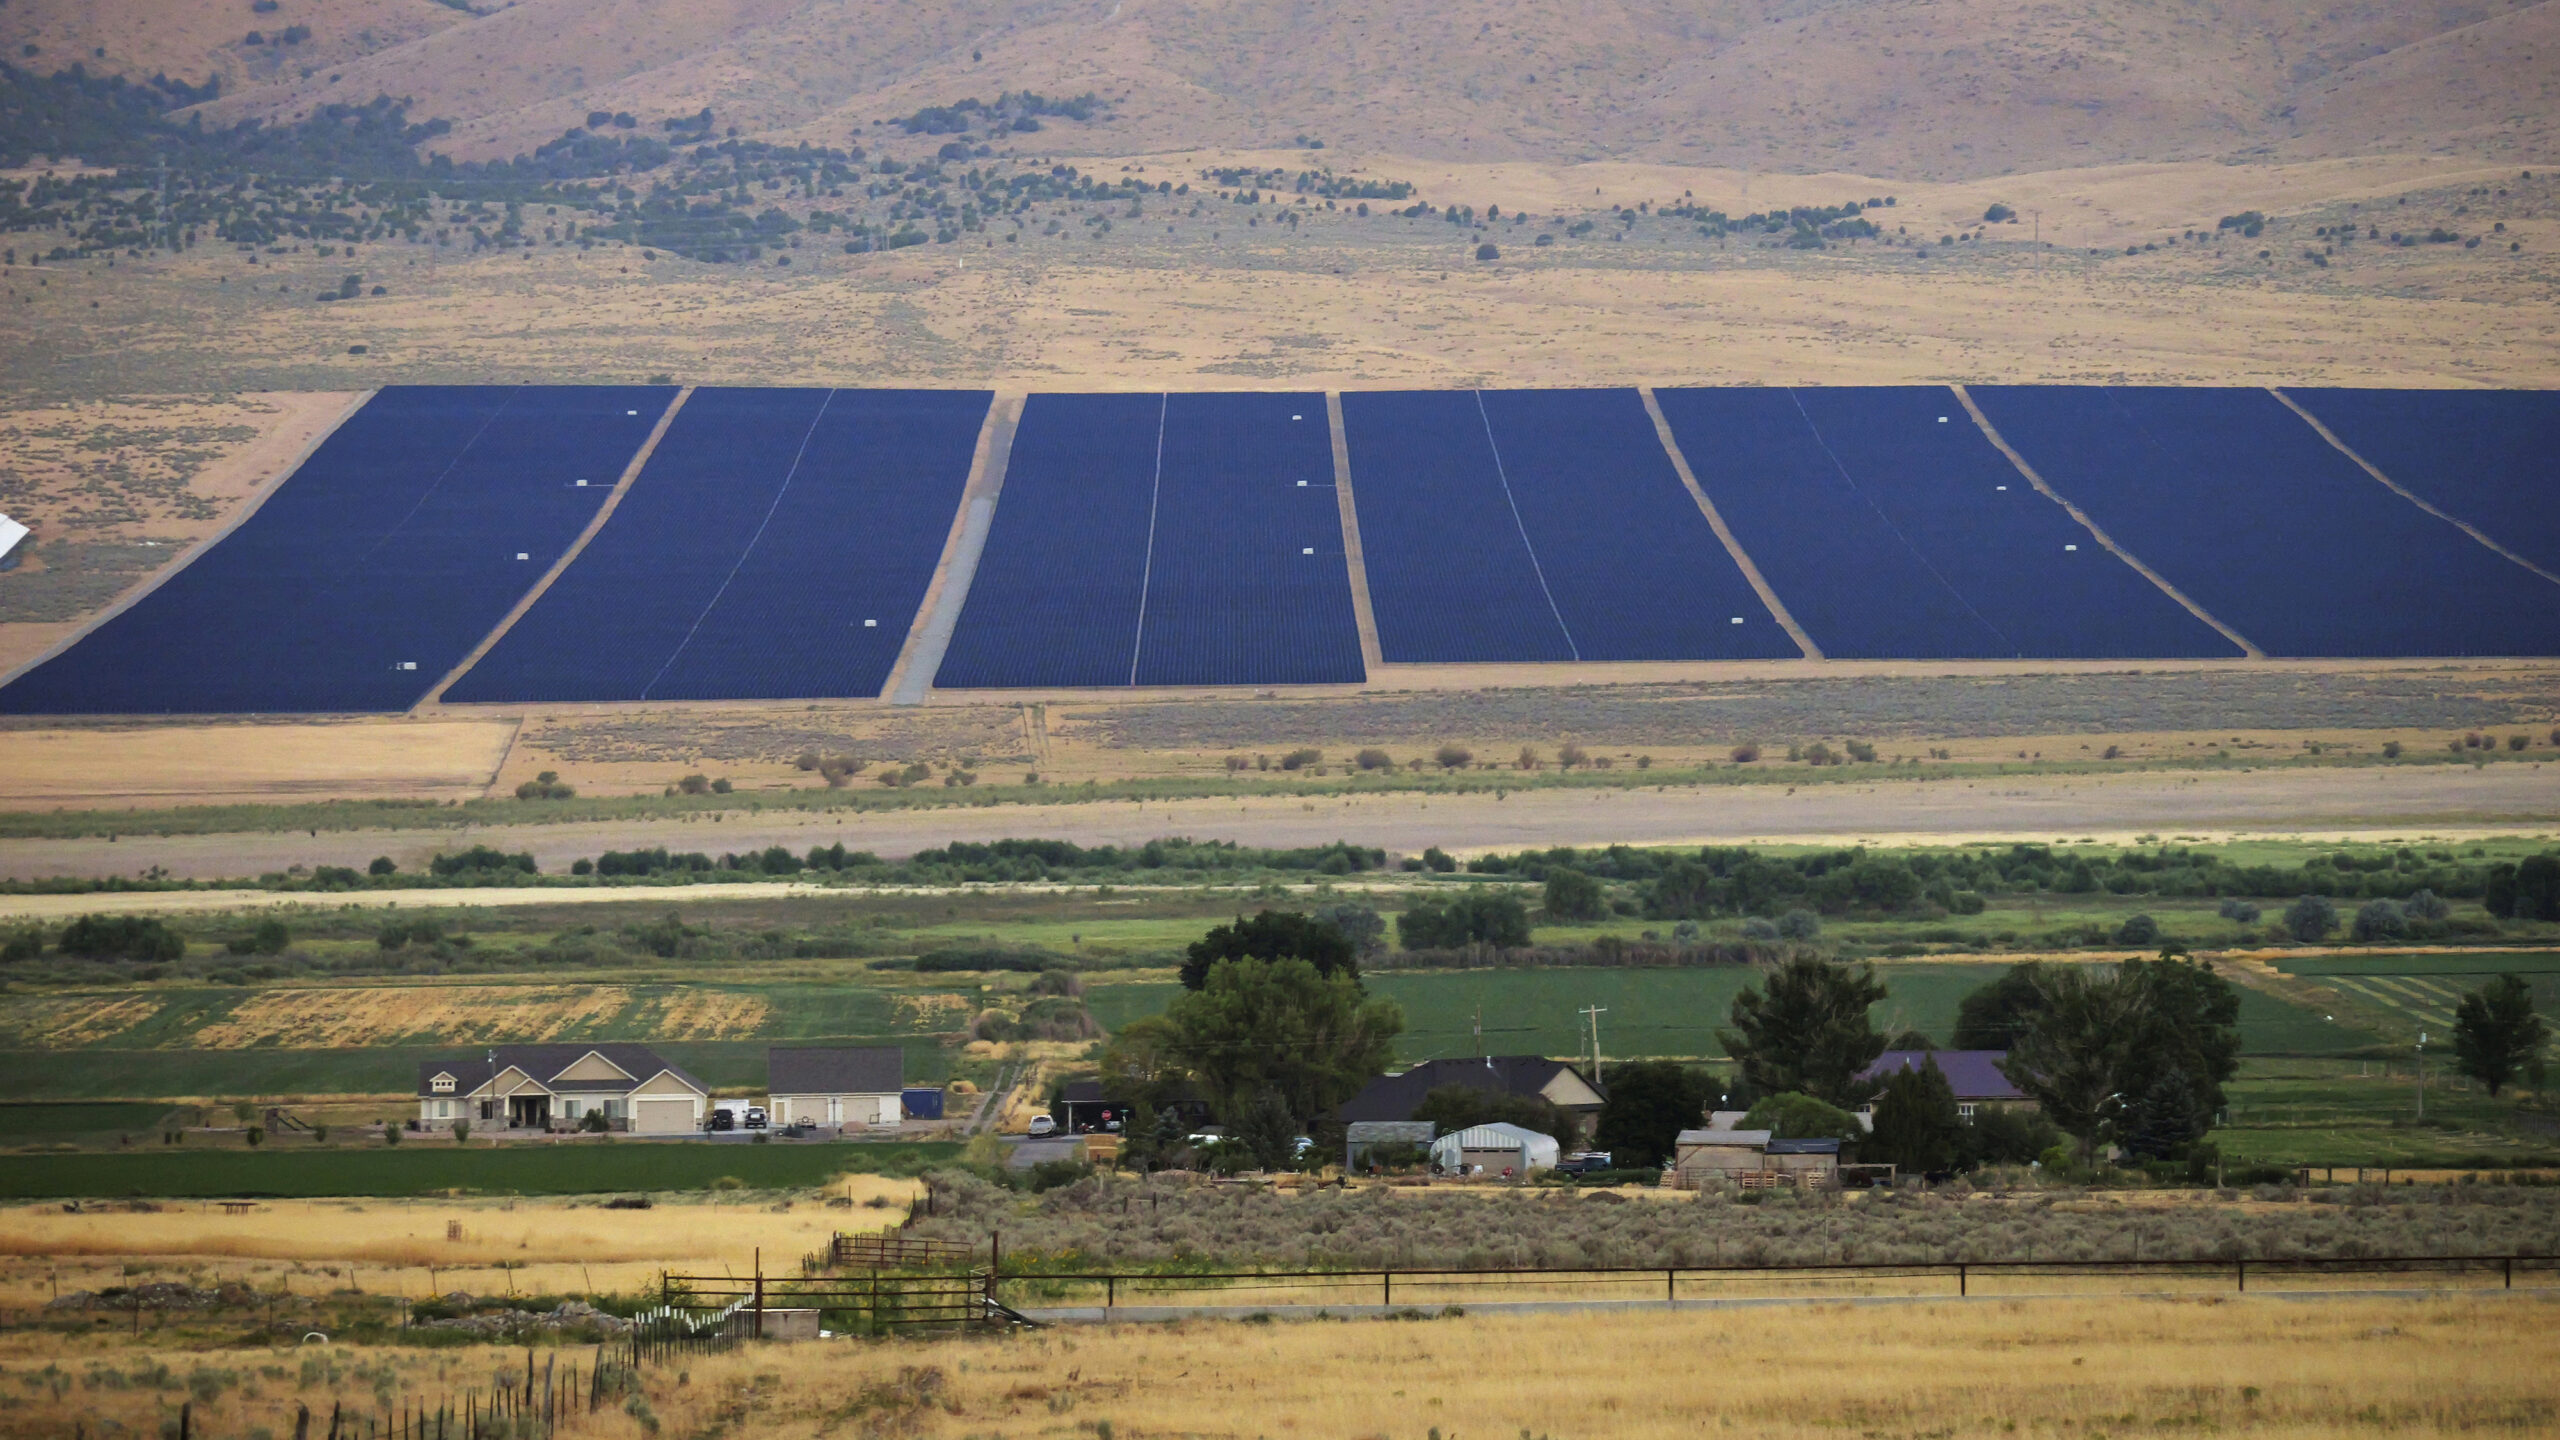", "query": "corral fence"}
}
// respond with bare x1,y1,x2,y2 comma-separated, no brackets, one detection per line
831,1231,977,1270
166,1345,634,1440
662,1242,1028,1339
987,1252,2560,1311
